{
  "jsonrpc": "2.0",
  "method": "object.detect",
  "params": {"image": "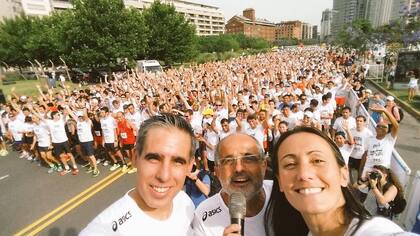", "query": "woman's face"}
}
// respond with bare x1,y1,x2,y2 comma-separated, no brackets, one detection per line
276,132,348,215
